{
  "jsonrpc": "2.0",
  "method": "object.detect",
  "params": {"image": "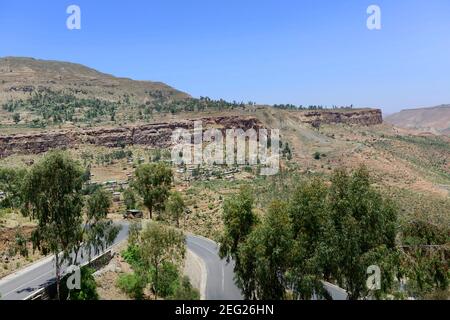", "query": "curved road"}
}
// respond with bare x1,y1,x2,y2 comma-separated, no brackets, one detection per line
186,235,242,300
0,222,345,300
0,223,243,300
0,222,130,300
